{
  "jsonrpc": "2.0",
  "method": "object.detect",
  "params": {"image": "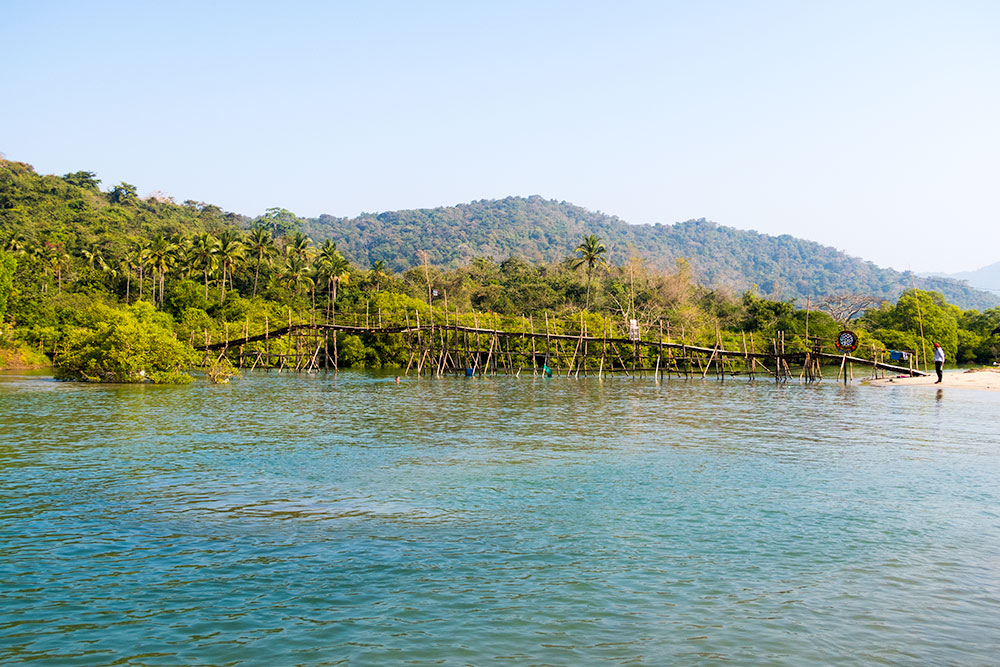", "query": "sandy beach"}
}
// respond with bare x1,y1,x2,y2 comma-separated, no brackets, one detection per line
868,367,1000,392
